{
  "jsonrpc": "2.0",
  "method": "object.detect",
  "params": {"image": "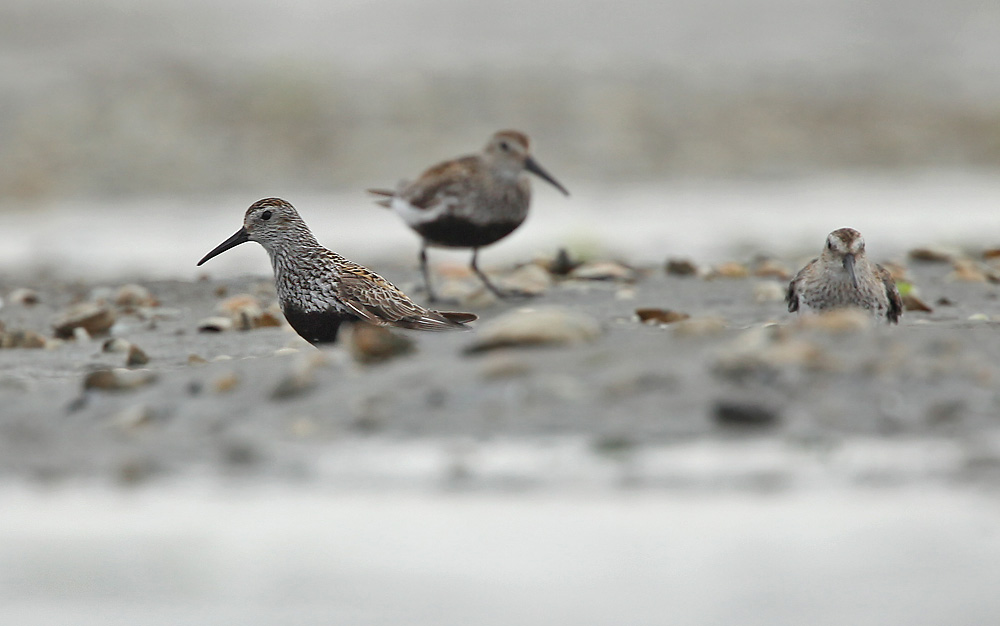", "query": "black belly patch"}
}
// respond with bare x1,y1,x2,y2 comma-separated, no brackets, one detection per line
282,305,357,344
415,216,522,248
